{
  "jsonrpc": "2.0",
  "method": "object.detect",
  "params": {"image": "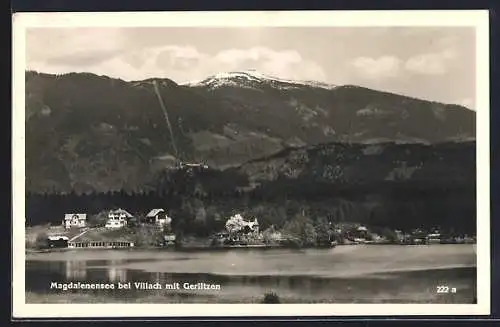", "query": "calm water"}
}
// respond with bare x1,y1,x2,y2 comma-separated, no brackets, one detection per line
26,244,477,303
